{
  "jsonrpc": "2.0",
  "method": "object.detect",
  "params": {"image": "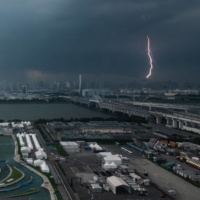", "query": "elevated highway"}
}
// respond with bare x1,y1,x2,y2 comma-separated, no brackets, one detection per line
71,96,150,118
71,96,200,130
132,102,200,111
118,101,200,111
